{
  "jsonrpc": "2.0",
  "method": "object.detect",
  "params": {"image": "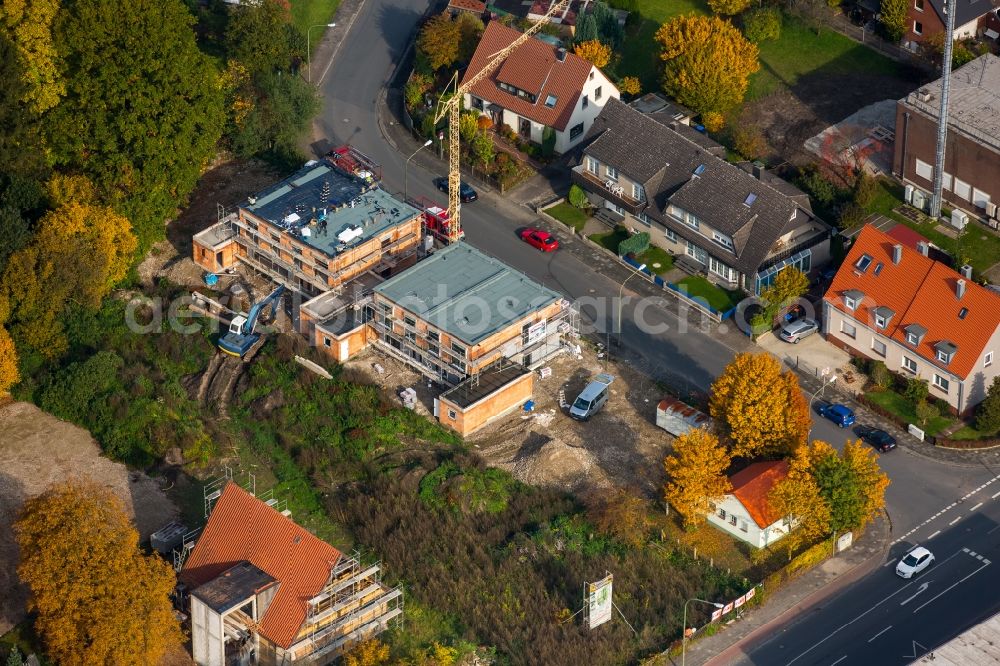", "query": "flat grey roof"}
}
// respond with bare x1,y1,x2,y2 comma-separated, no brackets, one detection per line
244,162,421,259
903,54,1000,152
192,561,277,614
375,242,561,345
441,361,530,408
